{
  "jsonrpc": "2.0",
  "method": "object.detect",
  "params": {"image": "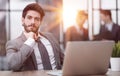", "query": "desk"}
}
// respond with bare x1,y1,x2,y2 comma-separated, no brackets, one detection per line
106,70,120,76
0,70,49,76
0,70,120,76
